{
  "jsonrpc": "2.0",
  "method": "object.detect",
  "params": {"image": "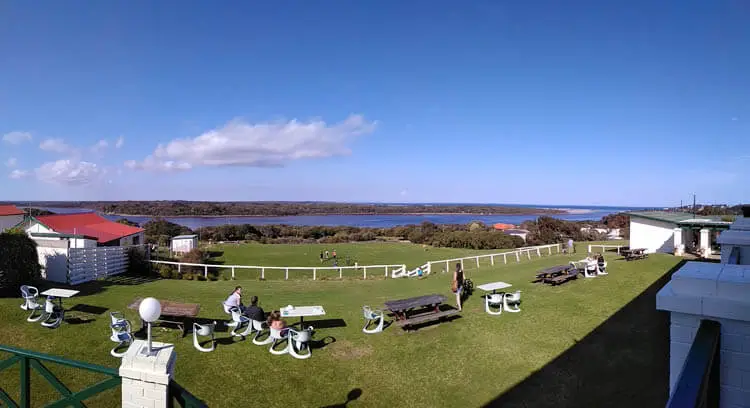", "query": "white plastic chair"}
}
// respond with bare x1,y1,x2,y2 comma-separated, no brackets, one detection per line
268,327,289,355
20,286,44,322
193,321,216,352
485,294,504,315
362,306,385,334
289,327,314,360
251,320,274,345
109,315,133,357
40,298,64,328
503,291,522,313
227,307,252,338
